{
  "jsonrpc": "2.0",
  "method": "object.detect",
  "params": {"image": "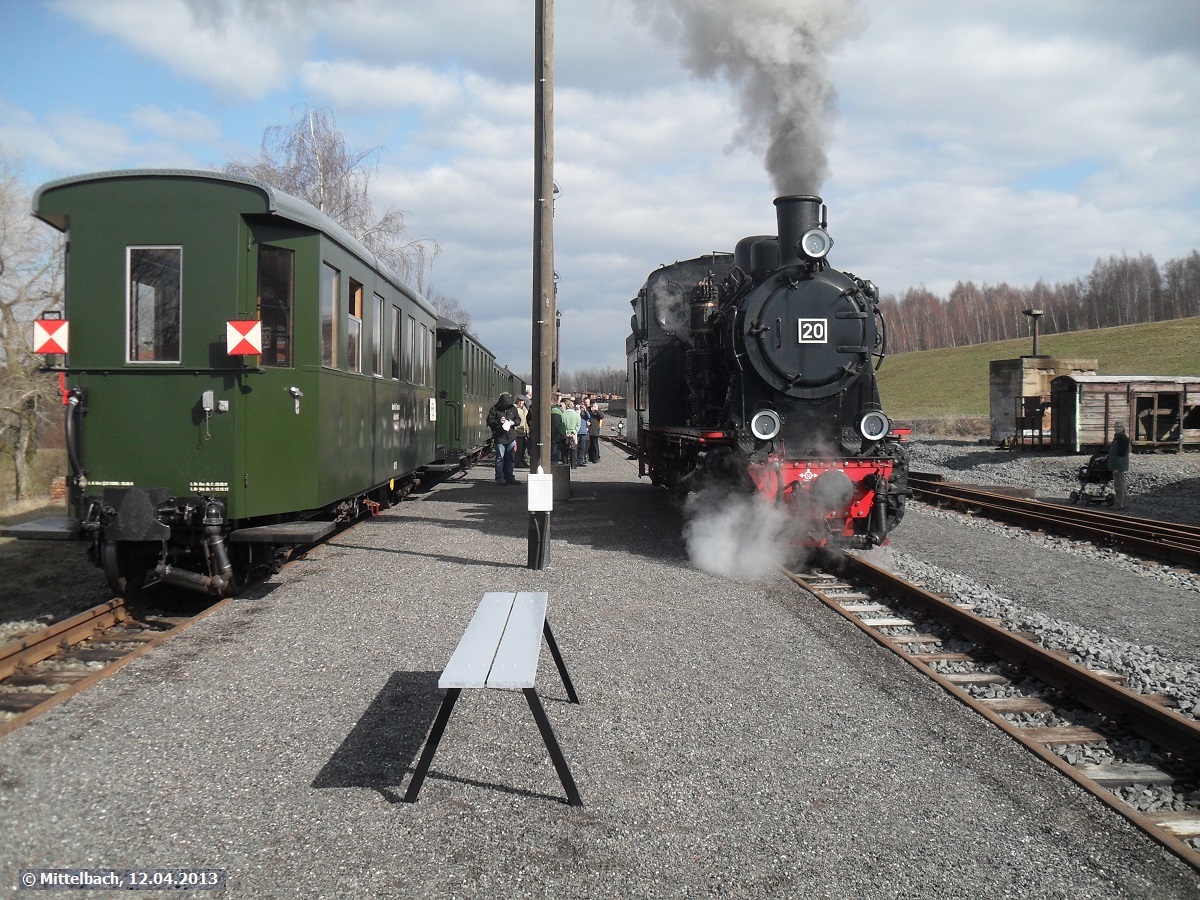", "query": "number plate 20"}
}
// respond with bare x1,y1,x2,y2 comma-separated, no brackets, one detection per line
797,318,828,343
